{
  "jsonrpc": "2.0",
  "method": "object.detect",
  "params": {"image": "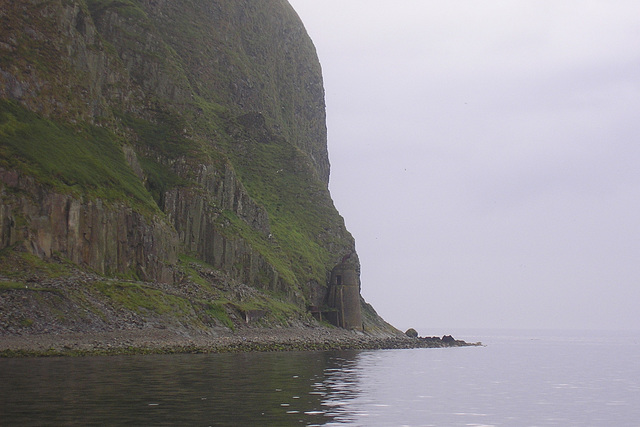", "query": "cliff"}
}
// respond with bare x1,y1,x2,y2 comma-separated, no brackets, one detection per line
0,0,397,337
